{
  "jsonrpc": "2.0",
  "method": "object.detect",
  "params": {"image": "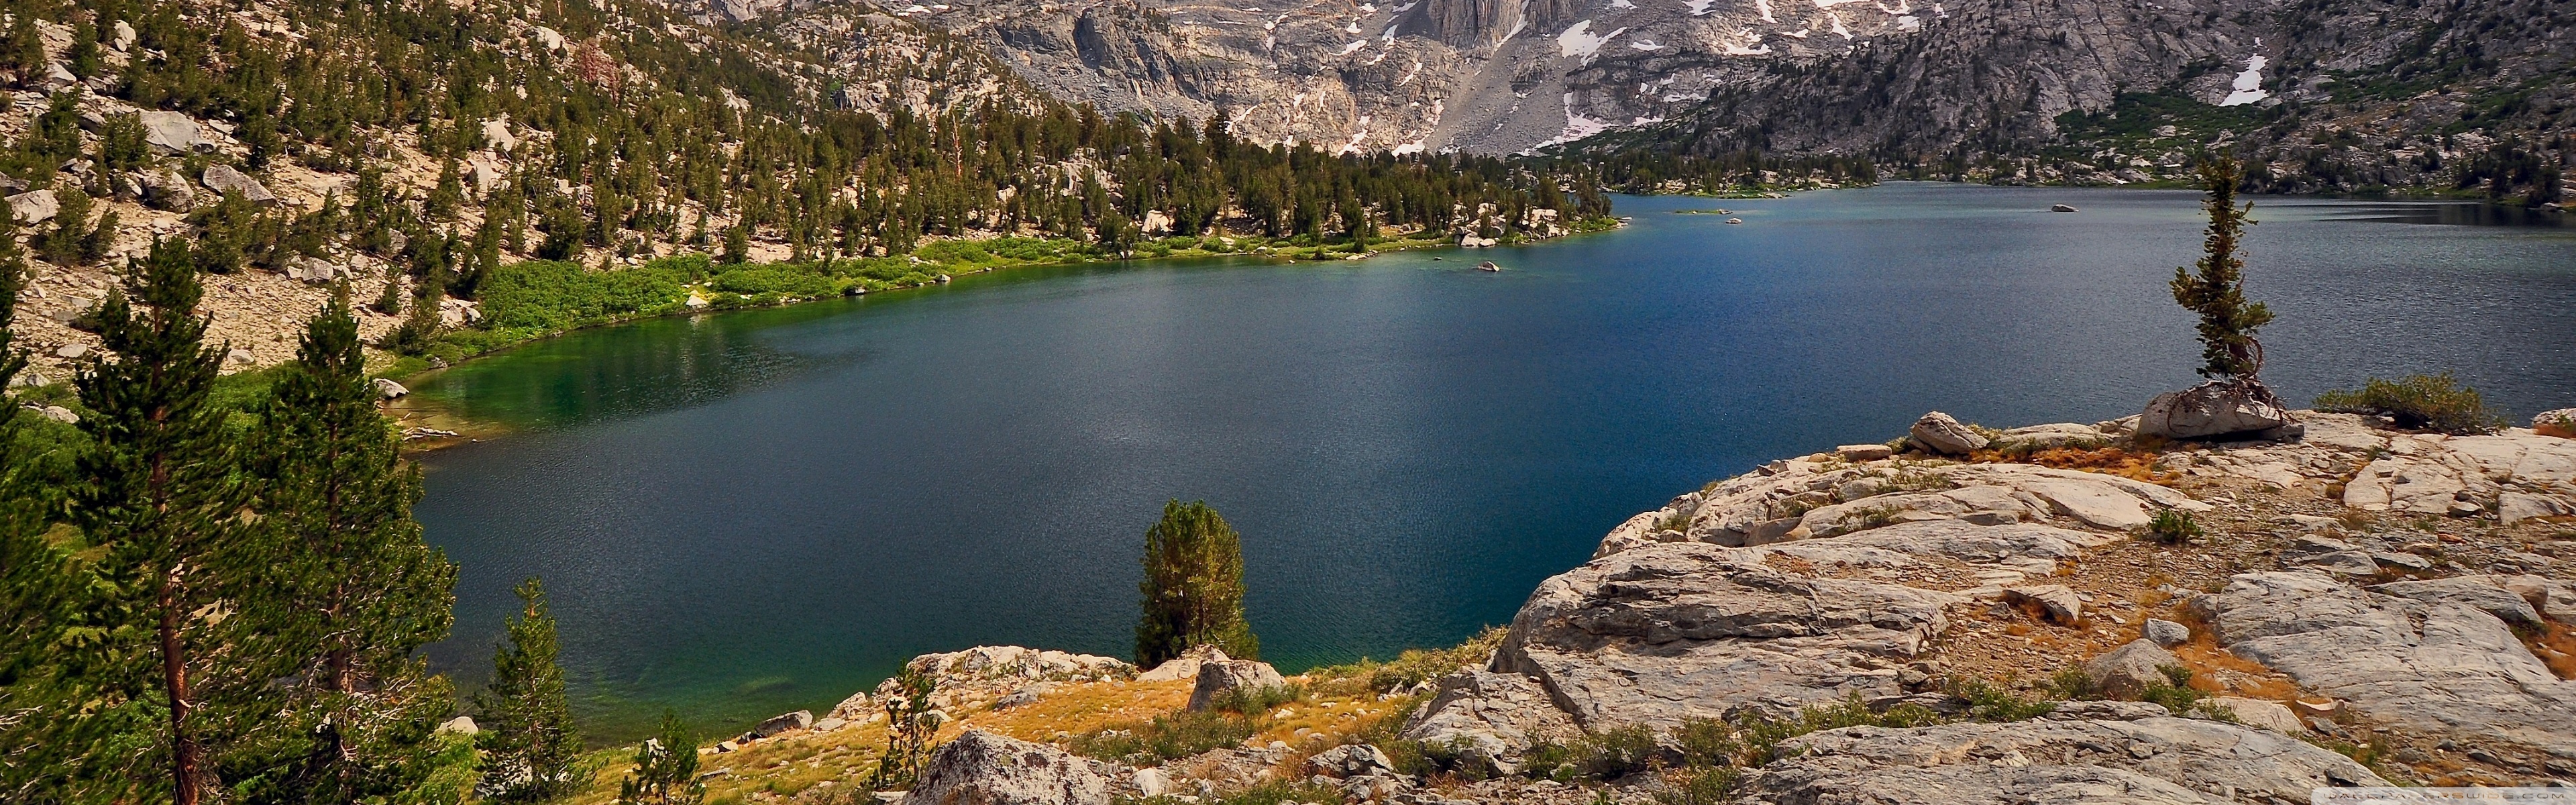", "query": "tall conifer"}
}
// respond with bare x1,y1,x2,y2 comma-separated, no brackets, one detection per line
71,237,254,805
248,293,460,802
476,578,584,803
1134,500,1258,667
